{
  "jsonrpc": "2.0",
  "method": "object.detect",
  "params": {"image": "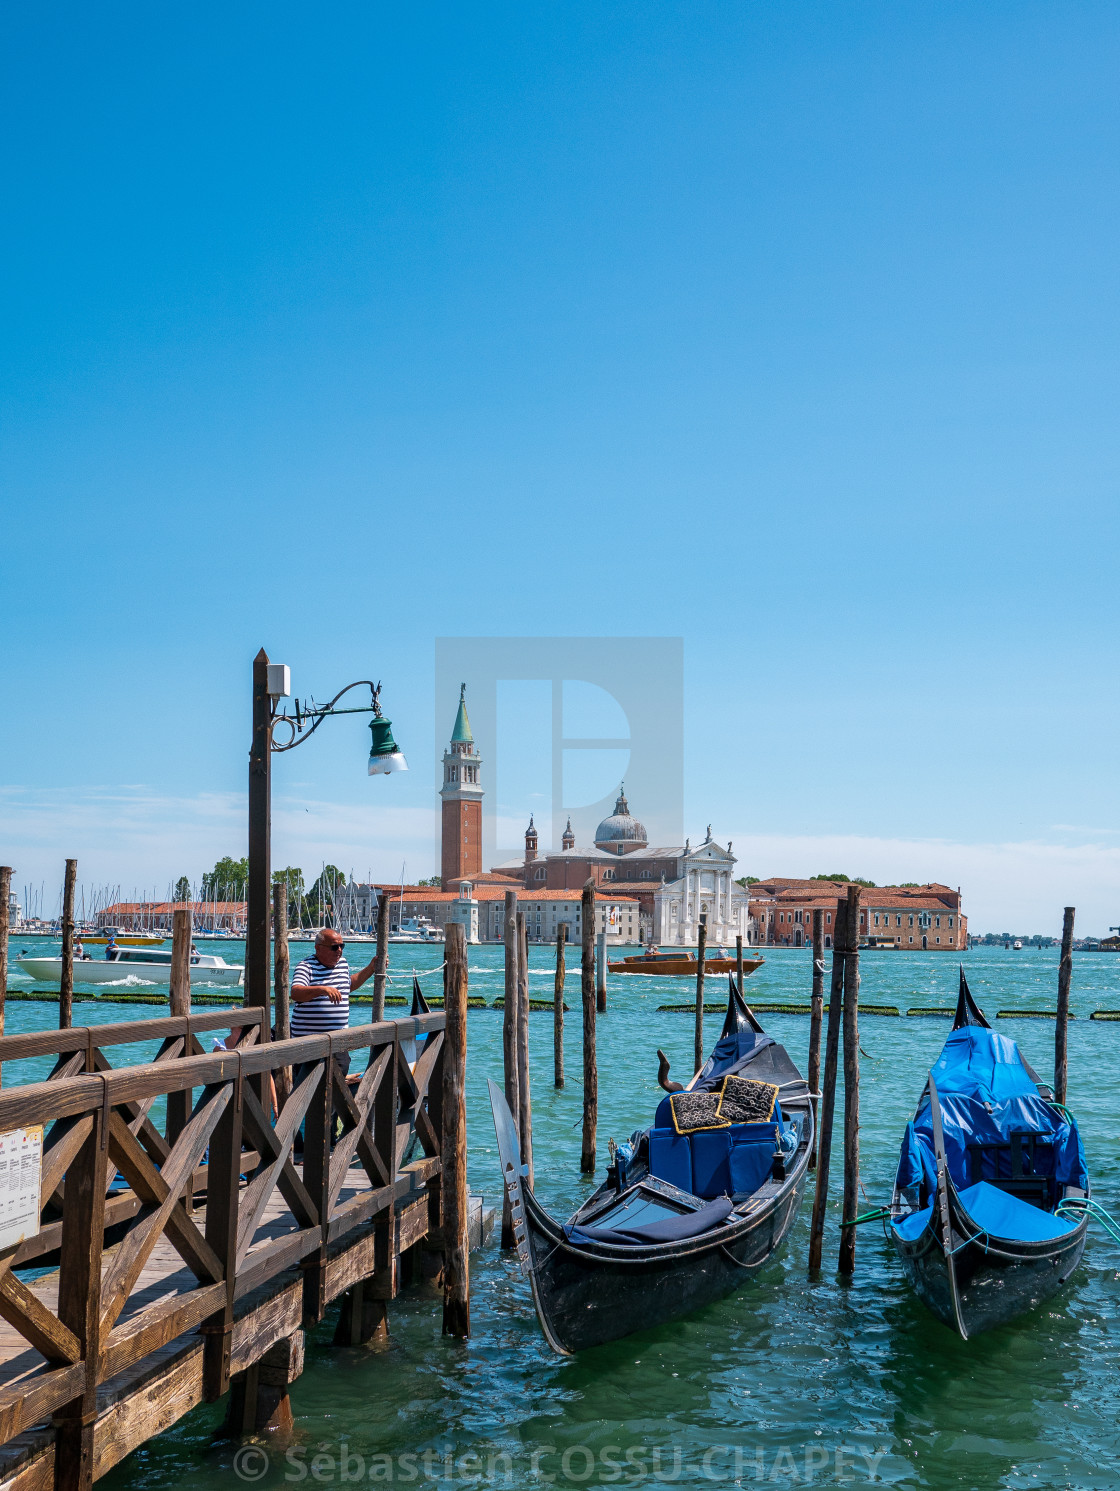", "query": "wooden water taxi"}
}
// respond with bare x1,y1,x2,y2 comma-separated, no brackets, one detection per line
607,948,764,977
